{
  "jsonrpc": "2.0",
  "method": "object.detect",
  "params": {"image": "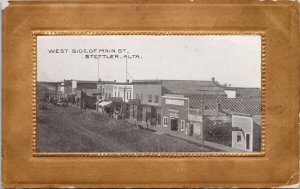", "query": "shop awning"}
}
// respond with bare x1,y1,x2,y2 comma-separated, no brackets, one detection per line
92,93,102,96
97,101,112,107
128,99,140,104
108,97,123,103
